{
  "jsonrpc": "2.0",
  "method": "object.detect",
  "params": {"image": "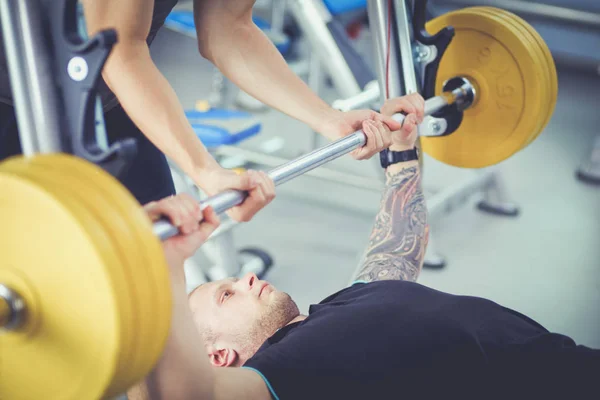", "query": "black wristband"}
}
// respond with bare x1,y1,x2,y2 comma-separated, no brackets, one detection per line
380,147,419,168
